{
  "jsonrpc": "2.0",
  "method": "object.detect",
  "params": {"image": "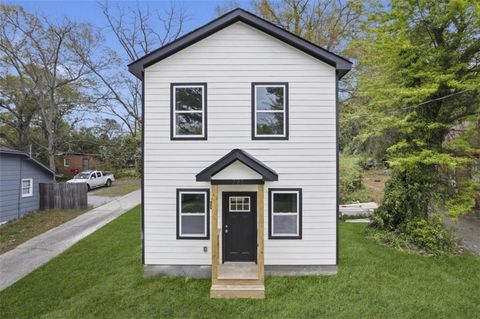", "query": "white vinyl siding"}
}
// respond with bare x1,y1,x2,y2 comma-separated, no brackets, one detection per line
144,22,337,266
